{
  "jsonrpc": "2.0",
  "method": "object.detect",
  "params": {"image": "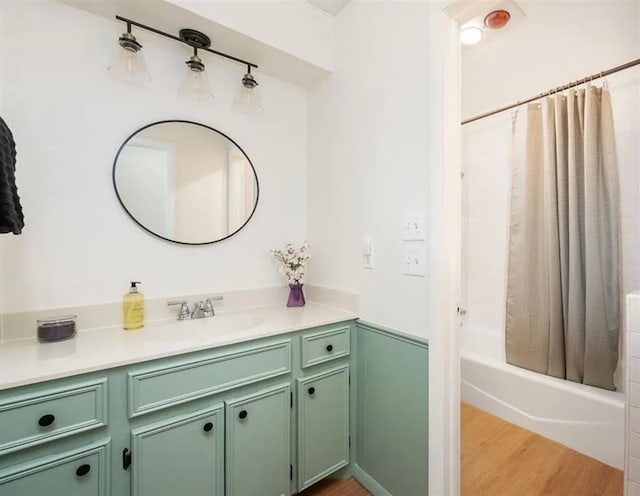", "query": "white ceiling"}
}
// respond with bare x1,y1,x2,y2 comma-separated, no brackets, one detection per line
306,0,351,16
